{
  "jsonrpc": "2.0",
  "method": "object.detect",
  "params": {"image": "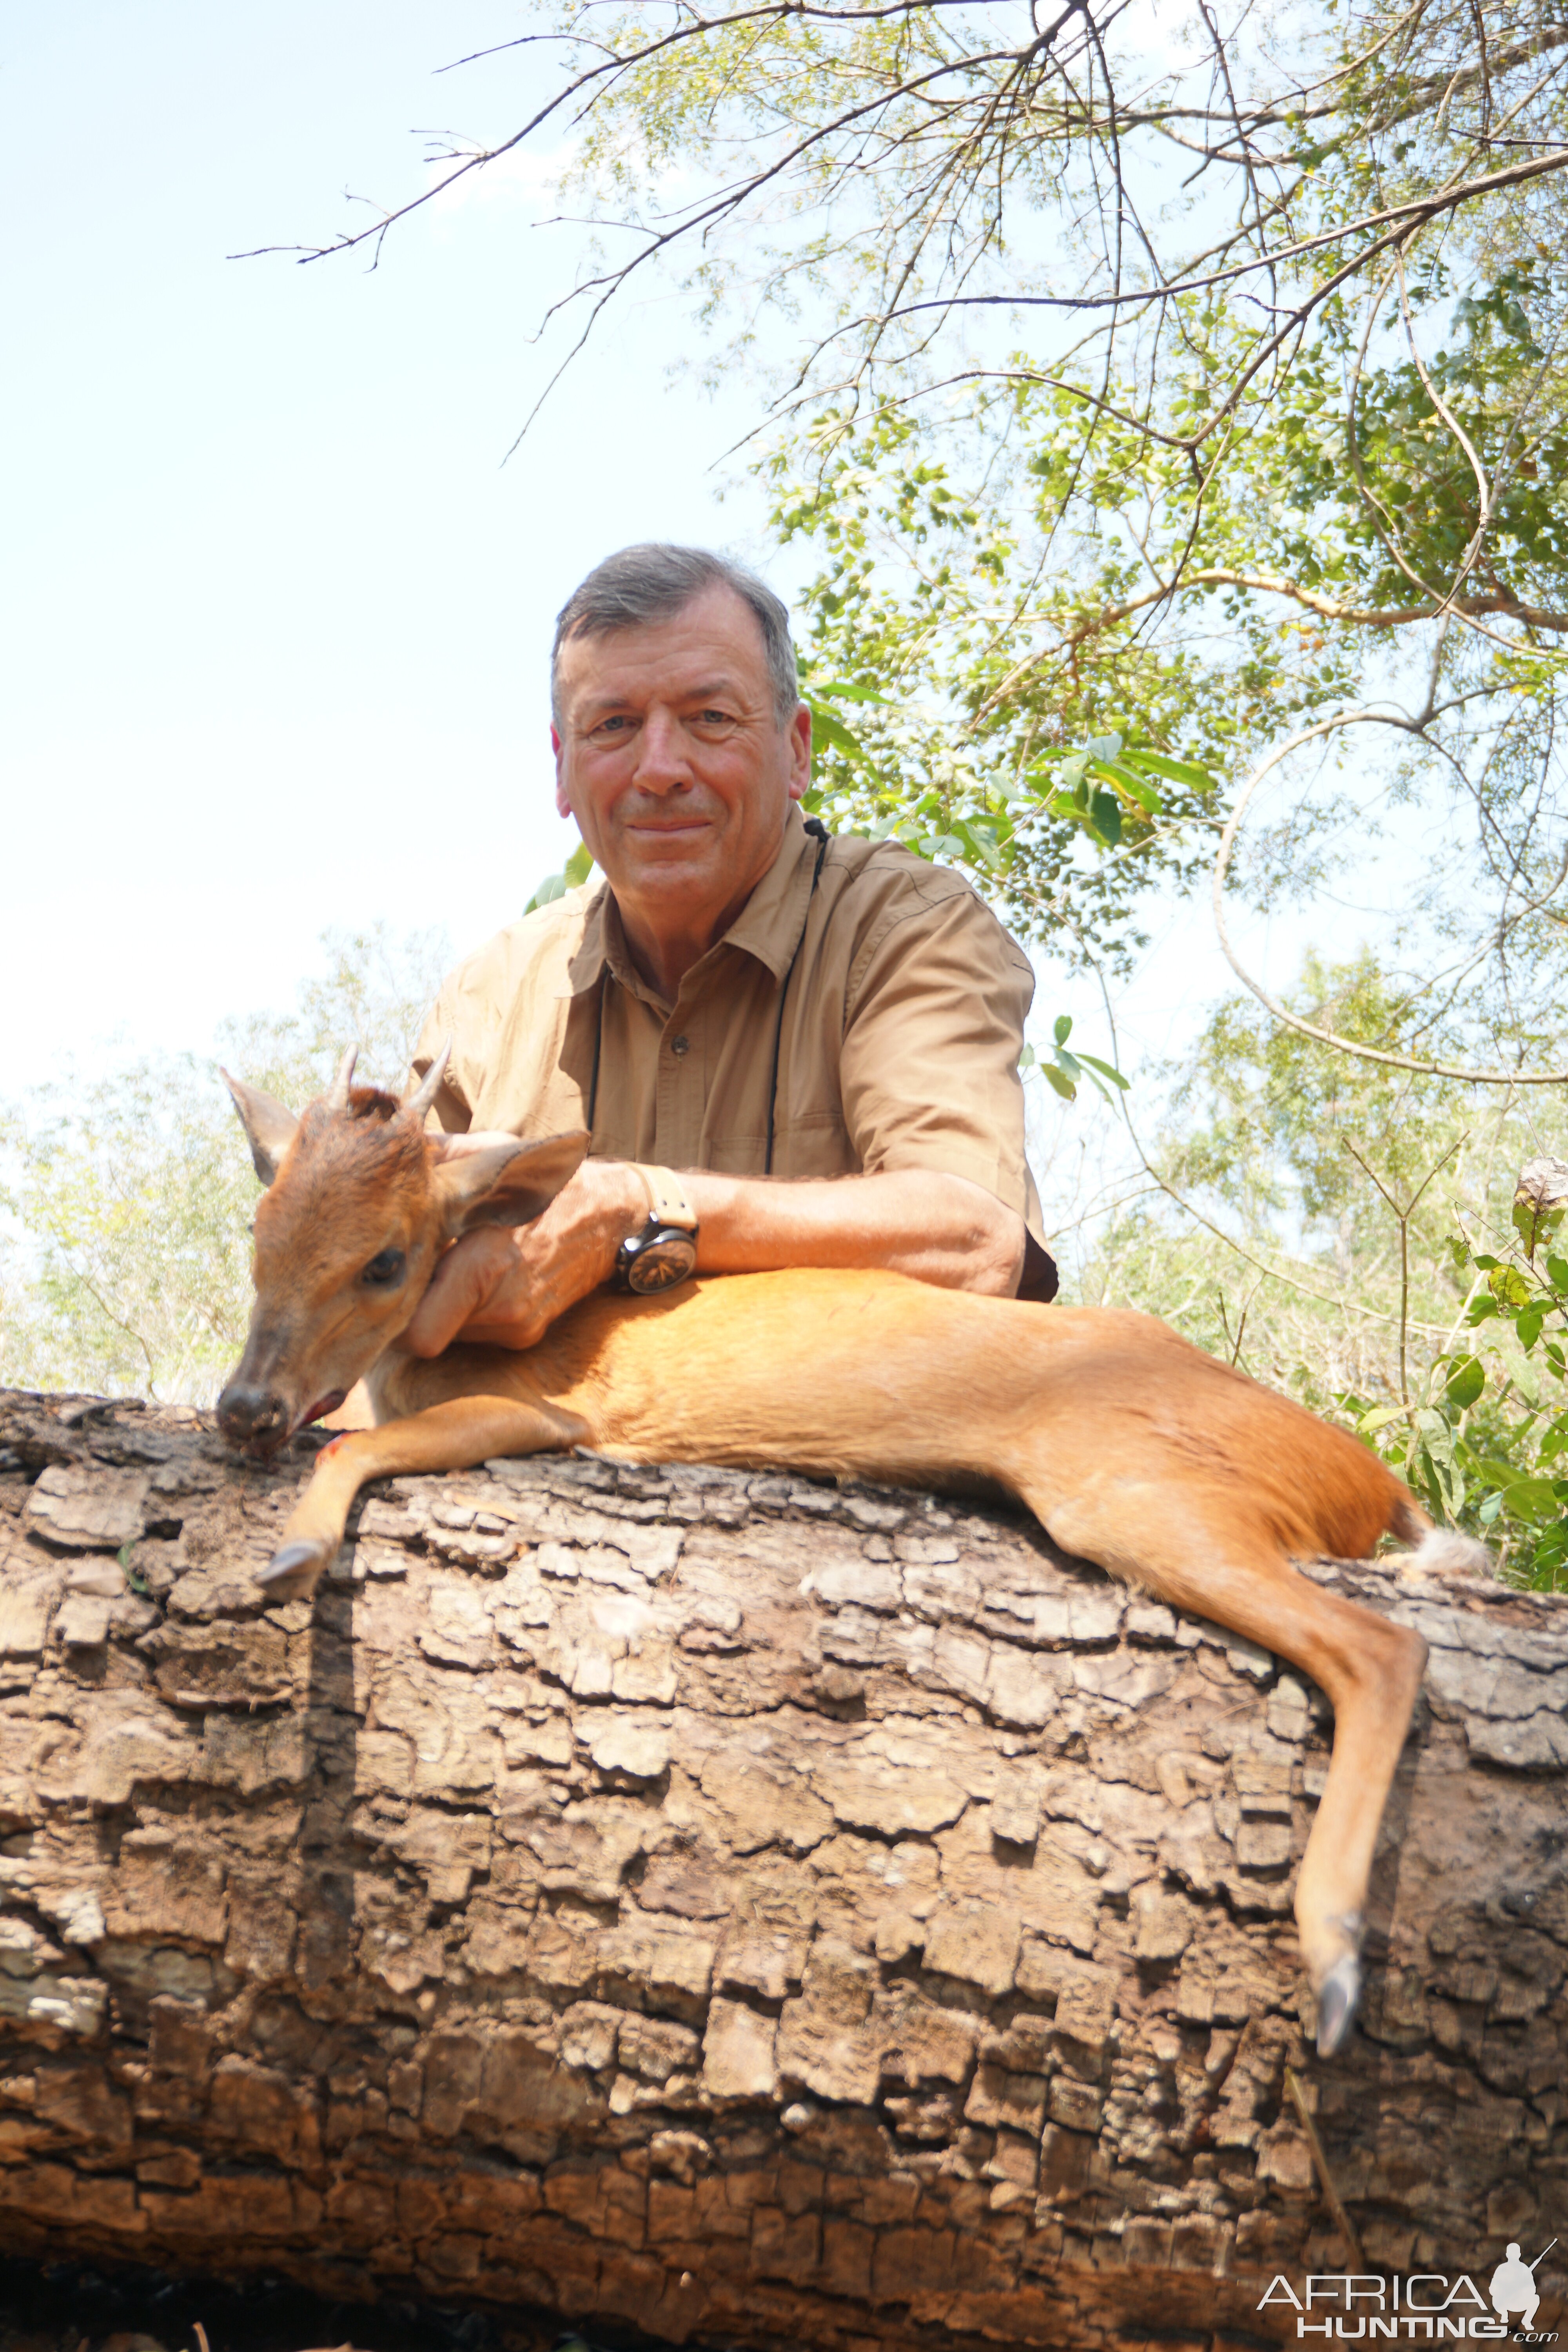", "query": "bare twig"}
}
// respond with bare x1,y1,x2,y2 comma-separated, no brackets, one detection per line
1284,2066,1368,2273
1212,712,1568,1086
